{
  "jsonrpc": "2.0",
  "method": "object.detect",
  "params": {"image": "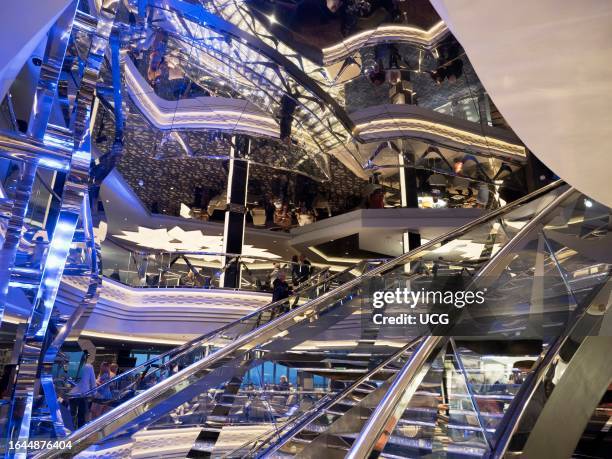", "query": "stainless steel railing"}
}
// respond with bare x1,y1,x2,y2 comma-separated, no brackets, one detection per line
490,275,612,457
247,338,424,458
72,260,365,400
345,184,576,458
36,180,565,458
